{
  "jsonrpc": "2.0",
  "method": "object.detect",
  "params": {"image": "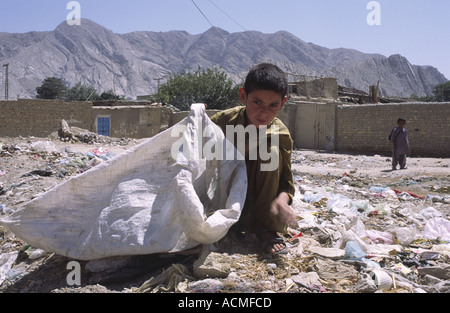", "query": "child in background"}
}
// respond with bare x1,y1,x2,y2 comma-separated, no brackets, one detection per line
391,118,410,170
